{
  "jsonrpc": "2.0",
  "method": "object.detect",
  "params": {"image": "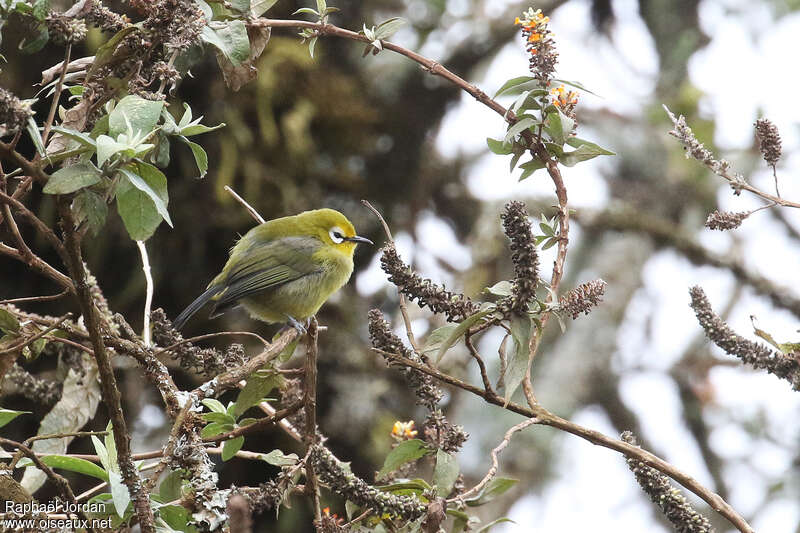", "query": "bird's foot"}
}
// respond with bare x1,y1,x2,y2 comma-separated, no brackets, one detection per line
285,315,308,336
